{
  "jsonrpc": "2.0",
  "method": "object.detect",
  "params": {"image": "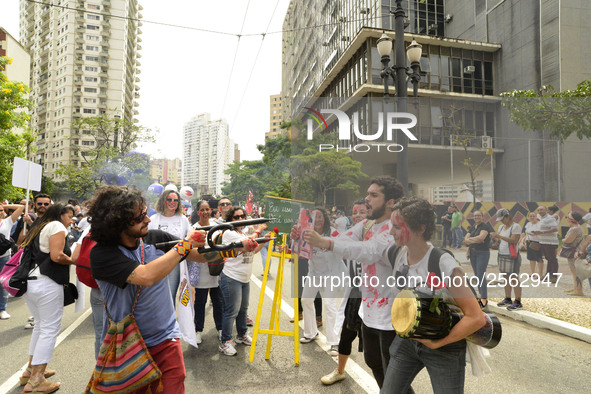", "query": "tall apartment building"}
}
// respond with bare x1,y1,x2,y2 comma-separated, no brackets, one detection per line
282,0,591,202
149,157,181,185
182,113,233,196
0,27,31,135
19,0,142,178
265,93,284,140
